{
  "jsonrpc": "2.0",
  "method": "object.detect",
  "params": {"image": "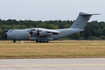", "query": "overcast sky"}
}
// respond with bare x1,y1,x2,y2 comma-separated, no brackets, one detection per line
0,0,104,21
